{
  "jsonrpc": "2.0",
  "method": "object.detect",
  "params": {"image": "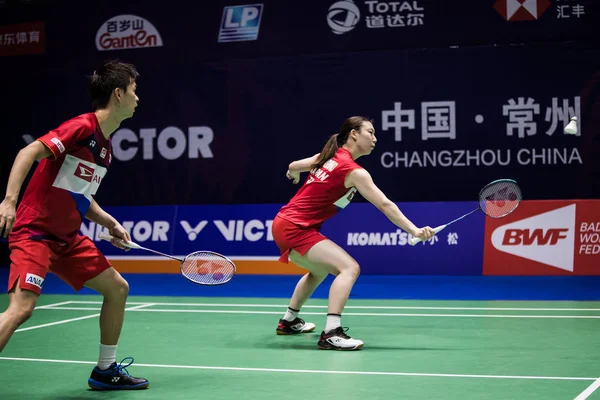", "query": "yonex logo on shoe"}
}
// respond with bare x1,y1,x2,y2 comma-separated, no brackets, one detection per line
111,377,120,383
